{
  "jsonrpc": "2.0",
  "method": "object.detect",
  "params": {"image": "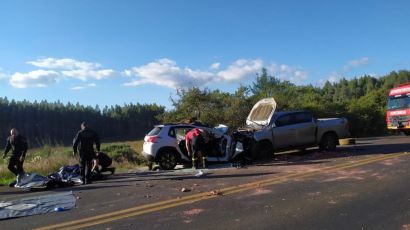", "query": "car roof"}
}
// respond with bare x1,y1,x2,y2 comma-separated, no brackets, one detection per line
273,110,311,117
166,123,193,126
156,122,211,128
